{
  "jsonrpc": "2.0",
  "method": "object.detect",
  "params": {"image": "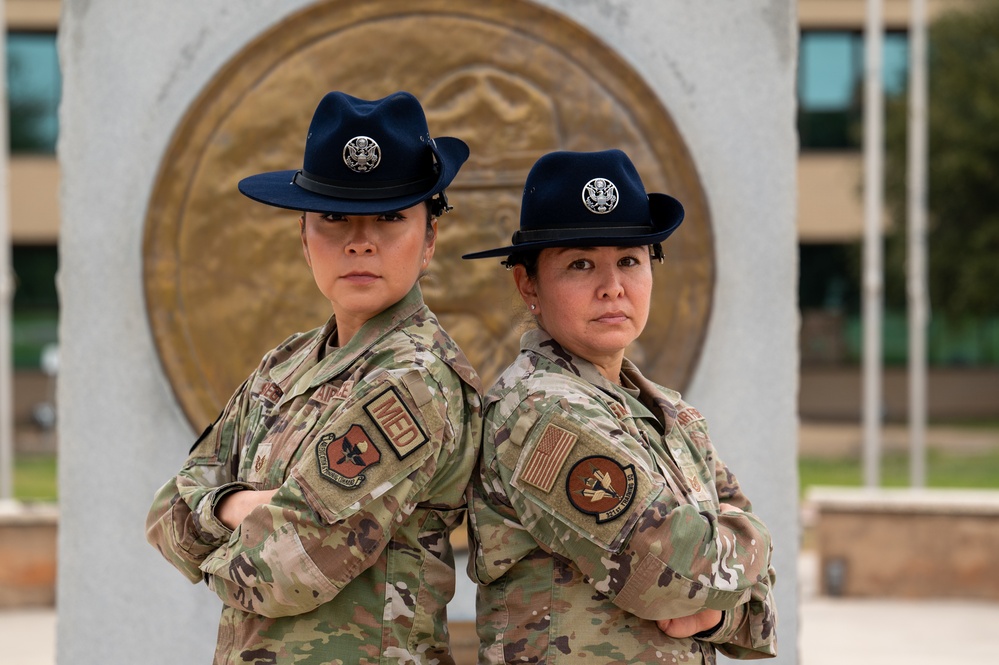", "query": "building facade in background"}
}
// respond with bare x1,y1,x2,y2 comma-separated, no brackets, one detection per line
6,0,997,424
